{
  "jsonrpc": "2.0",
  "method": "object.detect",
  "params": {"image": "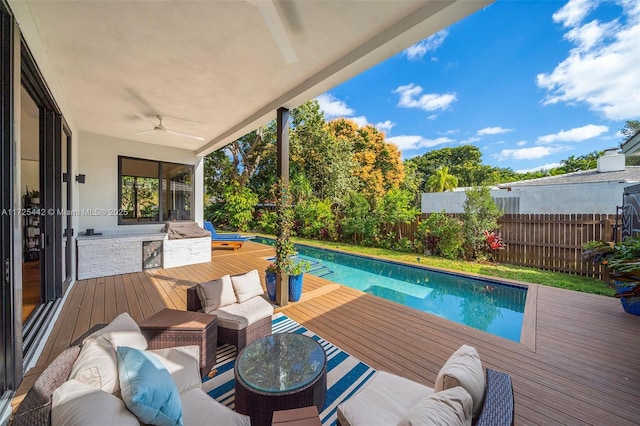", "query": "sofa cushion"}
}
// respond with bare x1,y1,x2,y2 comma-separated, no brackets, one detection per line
197,275,237,313
84,312,148,351
213,295,274,330
230,269,264,303
148,345,202,394
435,345,485,417
117,346,183,426
68,336,119,394
337,371,434,426
397,386,473,426
180,388,251,426
51,379,139,426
